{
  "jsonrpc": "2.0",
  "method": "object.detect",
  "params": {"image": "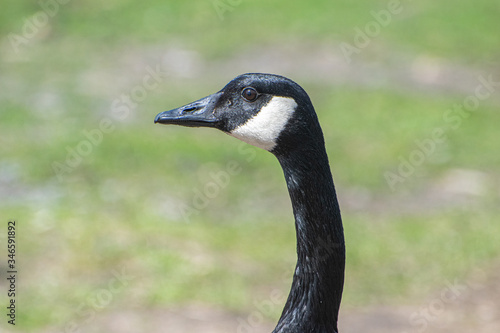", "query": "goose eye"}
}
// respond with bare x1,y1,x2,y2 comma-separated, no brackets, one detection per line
241,87,258,102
